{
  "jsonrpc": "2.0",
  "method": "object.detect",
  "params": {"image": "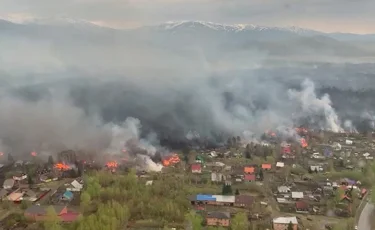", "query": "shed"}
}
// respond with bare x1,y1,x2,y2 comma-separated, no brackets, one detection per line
291,192,304,199
212,195,235,204
3,179,15,190
244,174,256,182
277,186,291,193
276,162,285,168
62,191,74,201
261,164,272,170
244,166,255,174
